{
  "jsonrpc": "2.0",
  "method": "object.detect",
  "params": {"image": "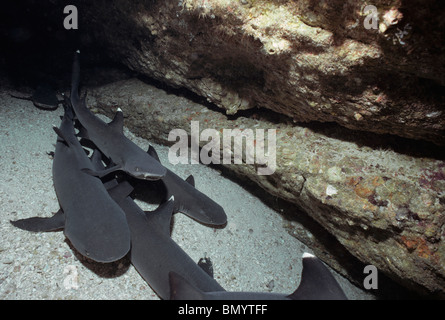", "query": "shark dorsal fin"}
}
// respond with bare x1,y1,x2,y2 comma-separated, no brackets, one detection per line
185,175,195,187
145,197,175,236
108,108,124,134
90,149,104,170
147,145,161,162
288,253,347,300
